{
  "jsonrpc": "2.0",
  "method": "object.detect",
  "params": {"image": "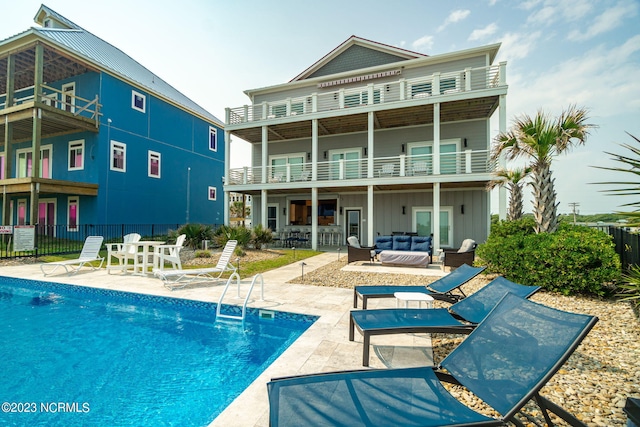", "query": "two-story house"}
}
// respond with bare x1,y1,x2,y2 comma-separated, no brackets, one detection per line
223,36,507,252
0,5,225,237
